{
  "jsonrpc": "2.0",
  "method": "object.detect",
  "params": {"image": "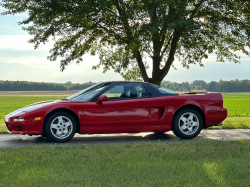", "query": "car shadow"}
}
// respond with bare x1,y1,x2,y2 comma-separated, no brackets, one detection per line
69,133,178,143
1,132,206,147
